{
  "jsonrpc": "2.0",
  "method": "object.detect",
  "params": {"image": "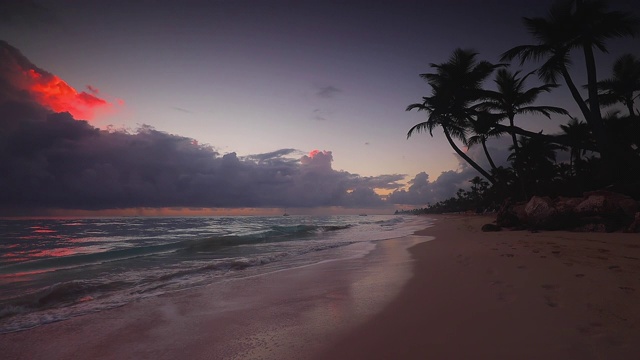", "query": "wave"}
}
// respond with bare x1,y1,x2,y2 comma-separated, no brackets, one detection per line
0,222,356,277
